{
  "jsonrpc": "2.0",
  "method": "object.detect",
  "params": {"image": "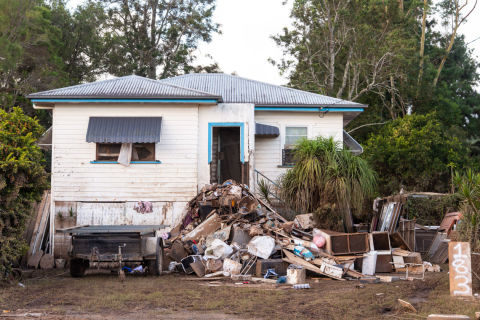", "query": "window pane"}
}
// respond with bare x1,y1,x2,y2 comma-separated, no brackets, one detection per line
133,143,155,161
286,127,307,136
97,143,121,161
285,126,307,148
285,135,304,146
